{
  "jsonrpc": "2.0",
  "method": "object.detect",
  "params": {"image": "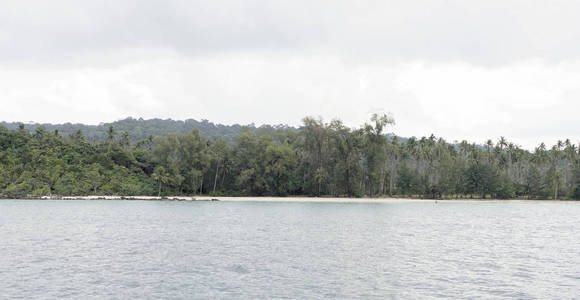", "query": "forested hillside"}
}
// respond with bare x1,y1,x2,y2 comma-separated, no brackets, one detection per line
1,114,579,199
0,117,294,143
